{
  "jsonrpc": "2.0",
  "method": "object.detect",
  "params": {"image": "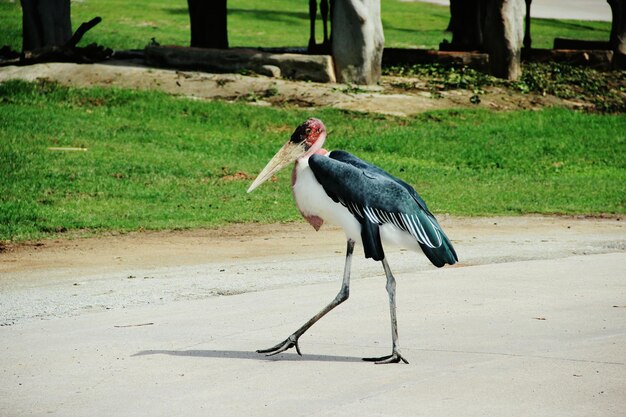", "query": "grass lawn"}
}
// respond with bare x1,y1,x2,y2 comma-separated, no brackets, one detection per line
0,0,611,51
1,81,624,242
0,0,622,242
